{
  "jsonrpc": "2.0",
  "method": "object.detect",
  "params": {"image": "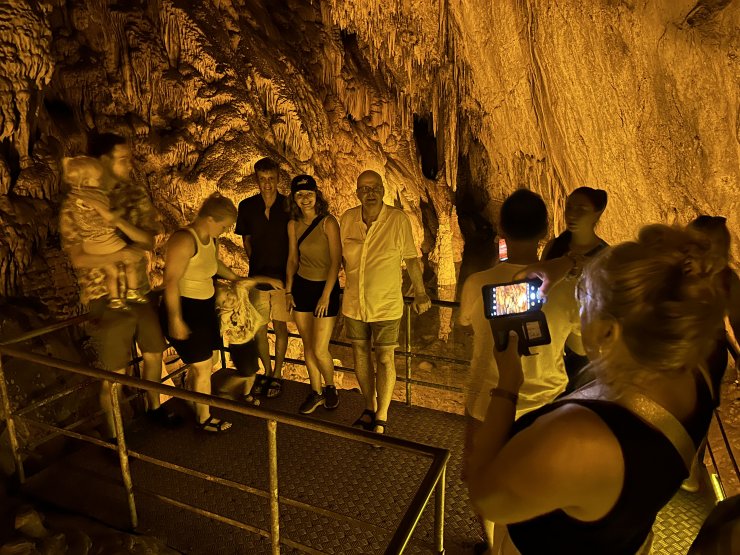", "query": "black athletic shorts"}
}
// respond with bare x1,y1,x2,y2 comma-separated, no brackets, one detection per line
292,274,340,317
